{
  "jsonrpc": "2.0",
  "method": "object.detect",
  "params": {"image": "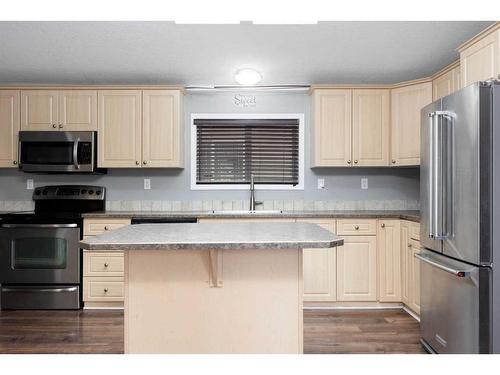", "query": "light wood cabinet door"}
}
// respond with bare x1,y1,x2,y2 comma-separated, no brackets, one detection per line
59,90,97,131
311,89,352,167
98,90,142,168
0,90,20,168
352,89,390,166
433,69,454,100
336,235,377,301
21,90,59,130
409,239,421,315
452,66,461,93
460,30,500,88
390,82,432,166
377,220,401,302
400,221,411,306
142,90,182,168
297,219,337,302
